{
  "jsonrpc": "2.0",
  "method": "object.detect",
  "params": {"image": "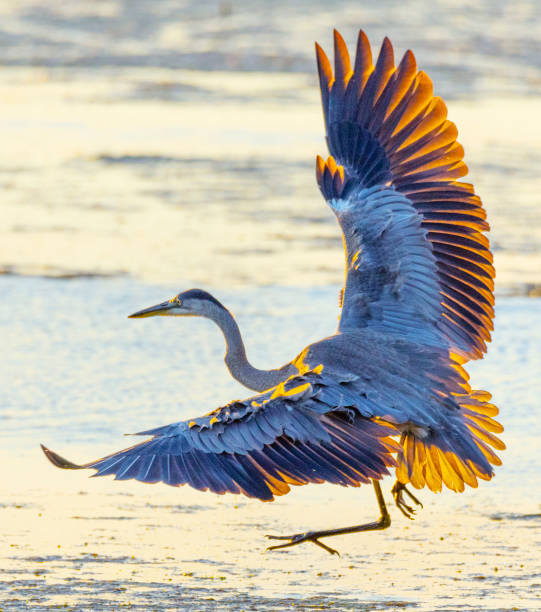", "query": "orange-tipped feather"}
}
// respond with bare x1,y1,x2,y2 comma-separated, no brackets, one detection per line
384,50,418,121
333,29,353,90
372,37,396,104
353,29,373,89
